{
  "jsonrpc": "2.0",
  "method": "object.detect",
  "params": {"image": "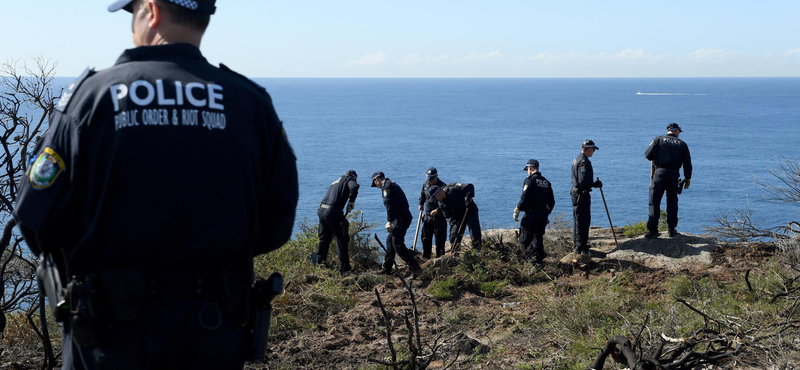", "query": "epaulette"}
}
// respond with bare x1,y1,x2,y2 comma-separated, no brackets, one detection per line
219,63,267,96
55,67,95,113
